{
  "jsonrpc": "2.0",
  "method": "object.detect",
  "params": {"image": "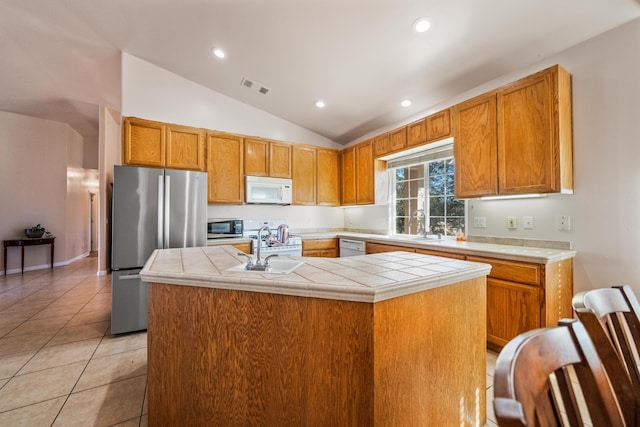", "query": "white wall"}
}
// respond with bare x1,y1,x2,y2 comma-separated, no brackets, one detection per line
348,18,640,294
97,105,121,275
121,53,341,150
0,111,95,273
